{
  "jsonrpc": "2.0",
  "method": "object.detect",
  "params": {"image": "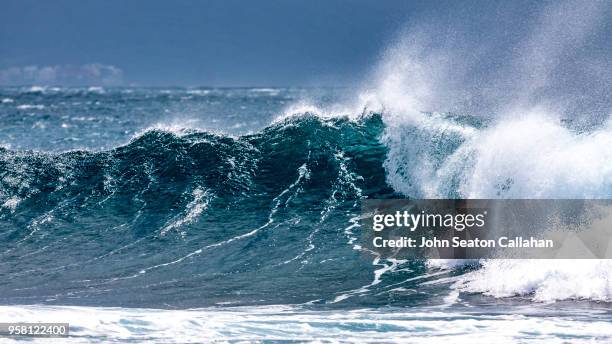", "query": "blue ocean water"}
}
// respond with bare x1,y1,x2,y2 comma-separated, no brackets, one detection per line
1,86,611,342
